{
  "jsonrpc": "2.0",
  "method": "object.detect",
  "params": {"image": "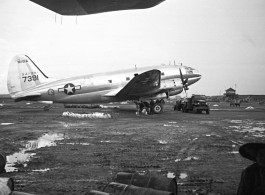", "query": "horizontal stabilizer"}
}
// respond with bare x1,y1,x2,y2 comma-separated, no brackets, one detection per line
13,93,41,102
